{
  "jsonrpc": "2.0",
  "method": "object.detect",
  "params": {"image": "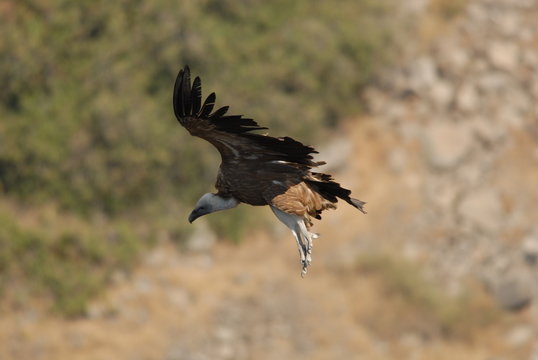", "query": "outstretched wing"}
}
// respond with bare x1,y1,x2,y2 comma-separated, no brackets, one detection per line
173,66,323,168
